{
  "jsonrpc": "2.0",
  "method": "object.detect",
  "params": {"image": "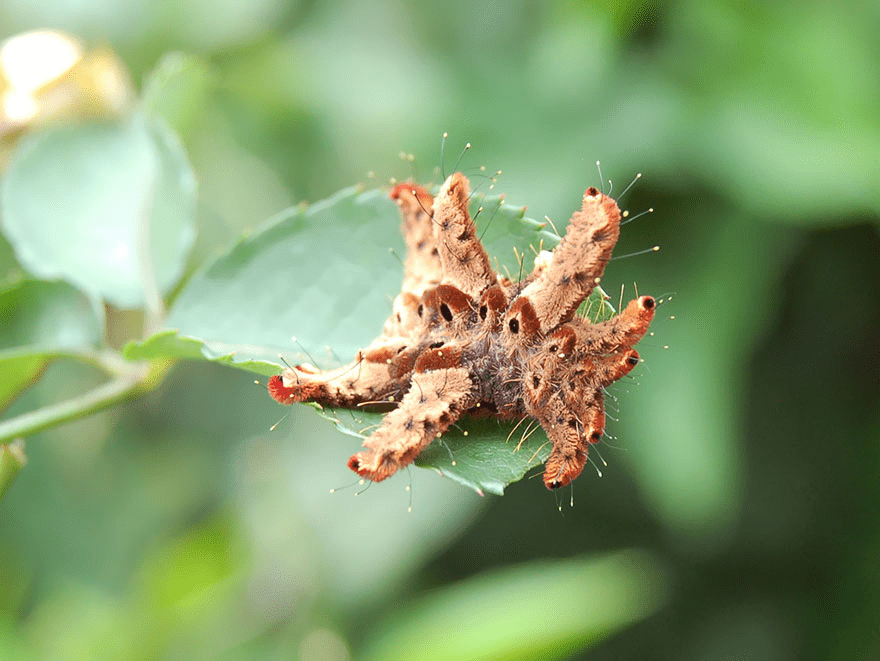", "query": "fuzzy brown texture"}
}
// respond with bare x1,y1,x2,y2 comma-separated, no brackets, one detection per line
347,368,475,481
390,182,442,297
431,173,496,299
269,173,656,488
270,349,411,408
520,187,621,333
